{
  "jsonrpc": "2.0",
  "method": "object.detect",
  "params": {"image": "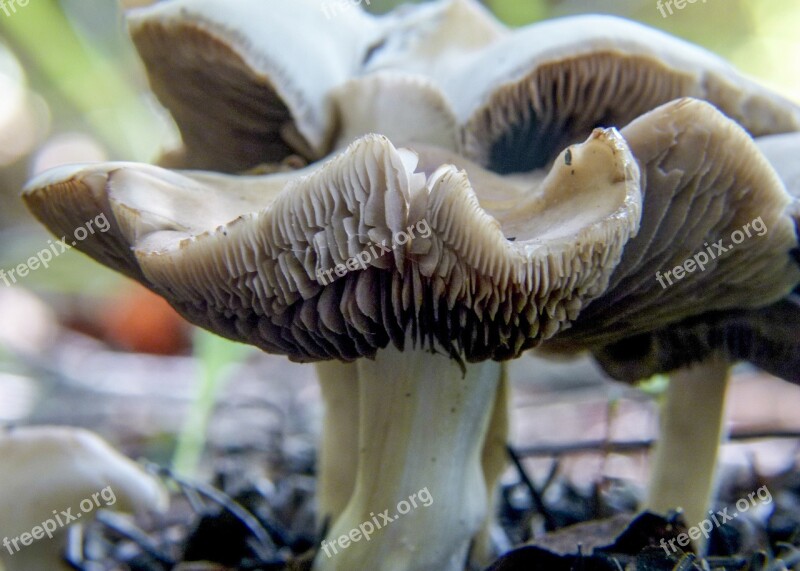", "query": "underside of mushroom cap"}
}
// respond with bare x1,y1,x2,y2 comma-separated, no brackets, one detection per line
593,293,800,384
127,0,378,172
454,15,800,174
546,98,800,353
570,112,800,385
24,130,641,363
